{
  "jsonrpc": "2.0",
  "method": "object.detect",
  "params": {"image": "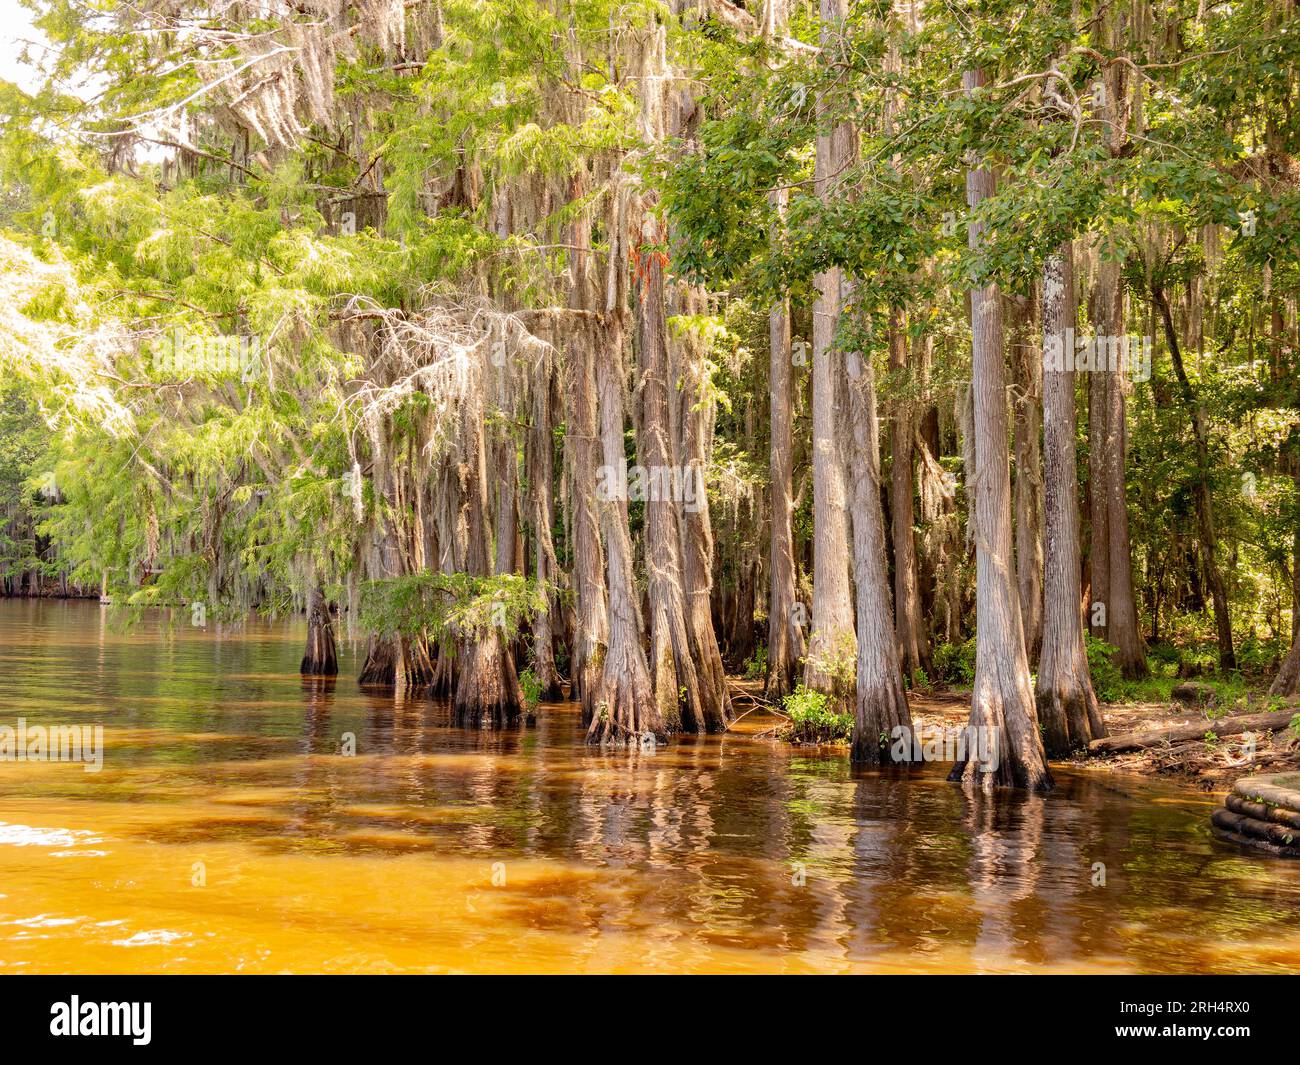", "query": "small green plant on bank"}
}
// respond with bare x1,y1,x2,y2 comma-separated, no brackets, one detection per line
783,685,853,744
519,668,542,713
744,645,767,681
1084,635,1127,703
